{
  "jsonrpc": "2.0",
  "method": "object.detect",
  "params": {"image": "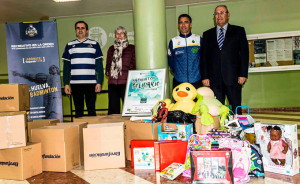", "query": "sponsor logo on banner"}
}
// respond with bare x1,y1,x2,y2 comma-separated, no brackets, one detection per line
25,24,38,37
23,57,45,64
88,27,107,48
